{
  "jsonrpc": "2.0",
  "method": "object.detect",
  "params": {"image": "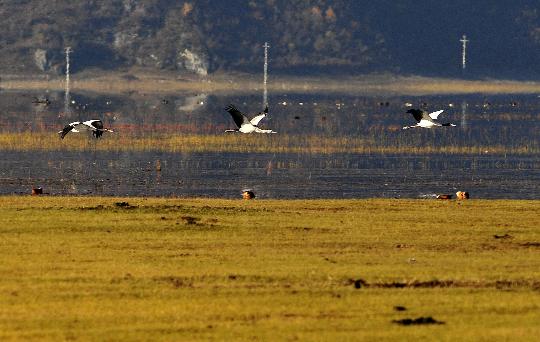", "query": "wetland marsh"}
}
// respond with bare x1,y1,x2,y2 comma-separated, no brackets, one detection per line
0,80,539,340
0,90,538,199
